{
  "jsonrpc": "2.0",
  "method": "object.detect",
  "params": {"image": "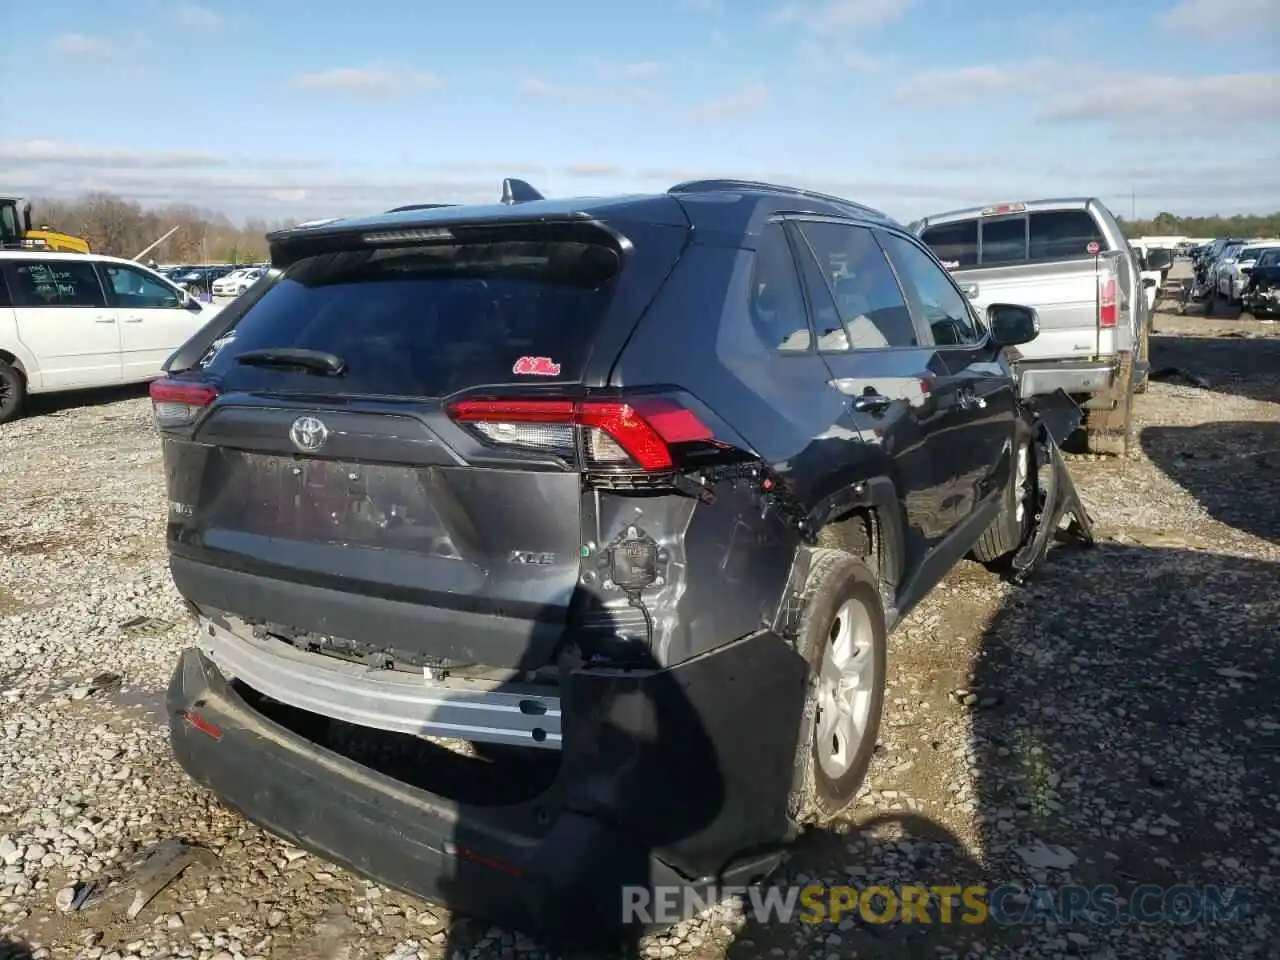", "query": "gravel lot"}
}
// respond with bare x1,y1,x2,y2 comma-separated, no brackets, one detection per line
2,276,1278,960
